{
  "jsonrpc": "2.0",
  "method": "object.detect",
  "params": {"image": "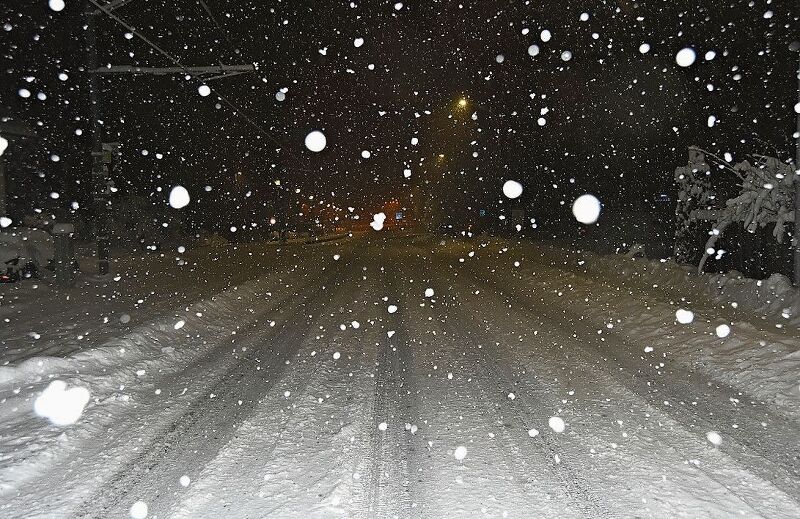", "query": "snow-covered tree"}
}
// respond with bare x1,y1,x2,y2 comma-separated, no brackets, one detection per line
674,148,713,263
698,155,795,274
